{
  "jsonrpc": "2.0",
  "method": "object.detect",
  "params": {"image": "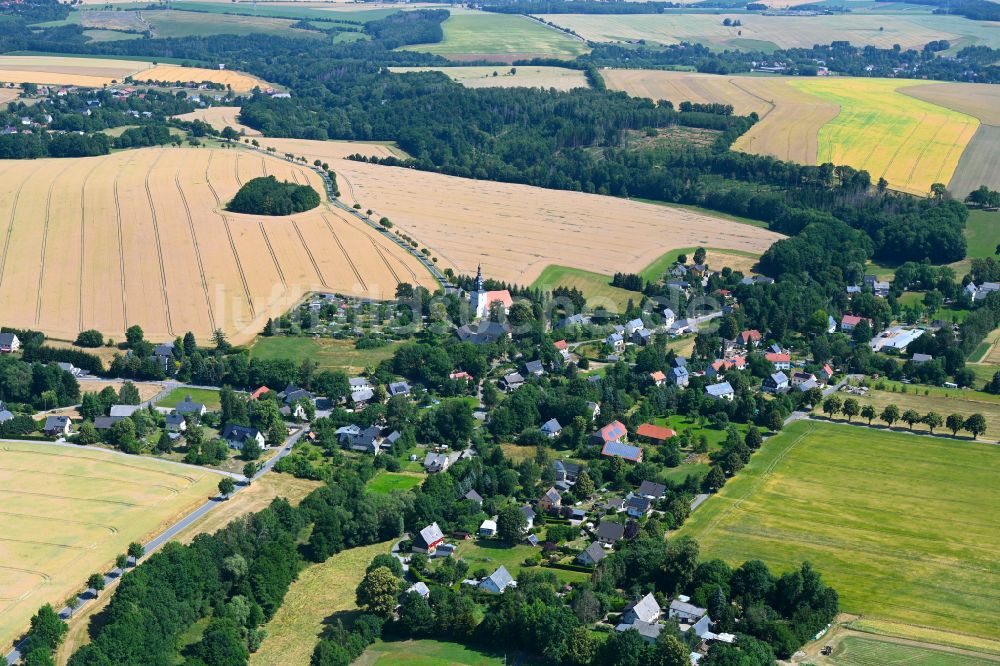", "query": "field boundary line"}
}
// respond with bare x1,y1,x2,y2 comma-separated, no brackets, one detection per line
726,78,776,120
202,151,254,317
144,150,174,336
174,172,217,331
0,162,40,289
321,212,368,290
35,161,77,325
112,170,129,329
235,151,244,187
0,510,117,533
291,219,328,287
258,222,286,287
